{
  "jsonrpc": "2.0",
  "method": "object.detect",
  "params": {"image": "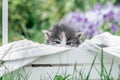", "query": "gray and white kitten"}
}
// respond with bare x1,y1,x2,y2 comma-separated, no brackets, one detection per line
43,24,82,47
